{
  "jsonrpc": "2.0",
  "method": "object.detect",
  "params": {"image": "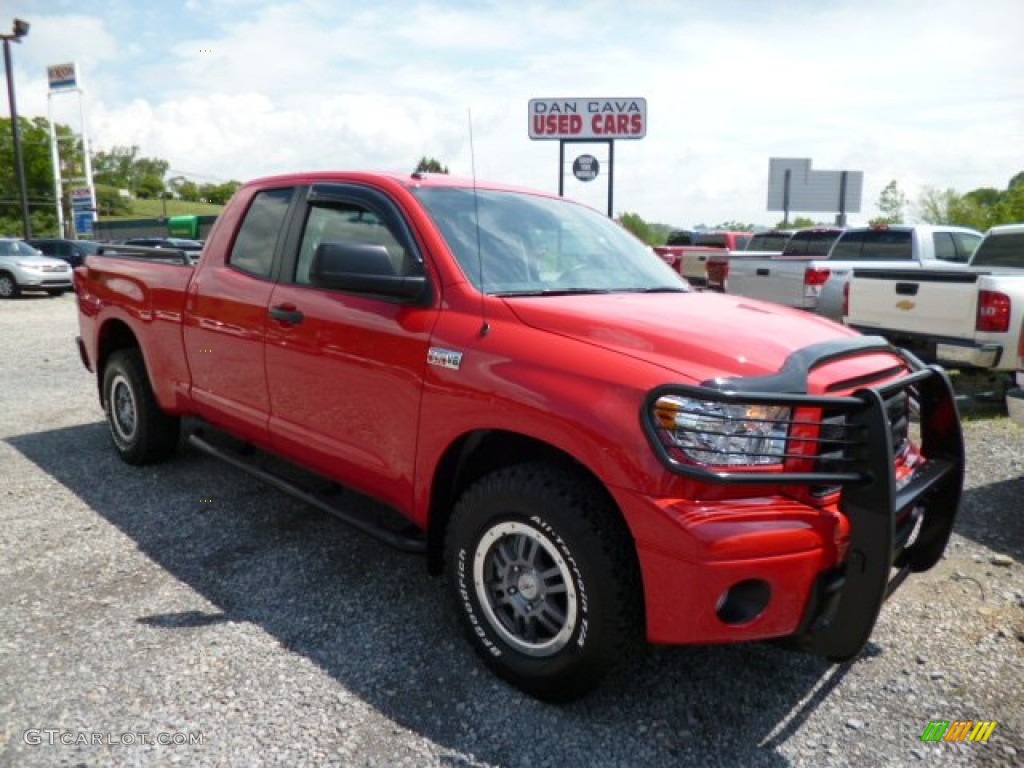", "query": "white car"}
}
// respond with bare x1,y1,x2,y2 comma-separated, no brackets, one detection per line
0,238,74,298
